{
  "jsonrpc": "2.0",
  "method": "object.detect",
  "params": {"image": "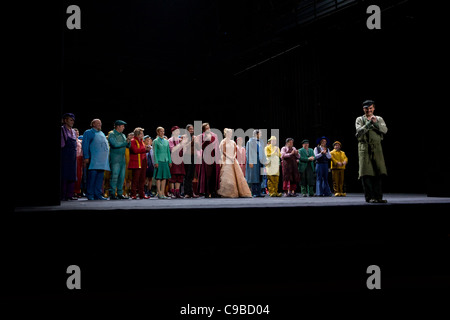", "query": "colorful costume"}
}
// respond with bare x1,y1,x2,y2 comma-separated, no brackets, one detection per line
168,136,186,183
217,138,252,198
298,143,315,196
82,127,110,200
314,136,332,196
281,145,300,194
74,135,84,196
198,131,221,197
264,138,282,197
330,141,348,196
108,122,130,199
246,136,266,197
153,136,172,180
129,136,148,199
61,120,77,200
